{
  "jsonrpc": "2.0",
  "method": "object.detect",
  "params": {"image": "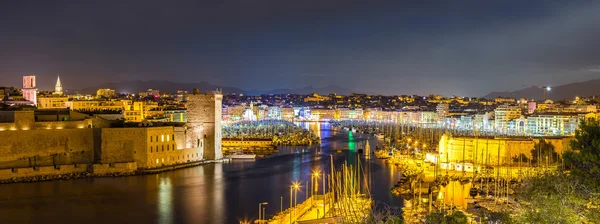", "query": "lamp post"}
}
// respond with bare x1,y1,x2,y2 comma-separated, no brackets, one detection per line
312,171,320,196
292,182,300,223
258,202,268,221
